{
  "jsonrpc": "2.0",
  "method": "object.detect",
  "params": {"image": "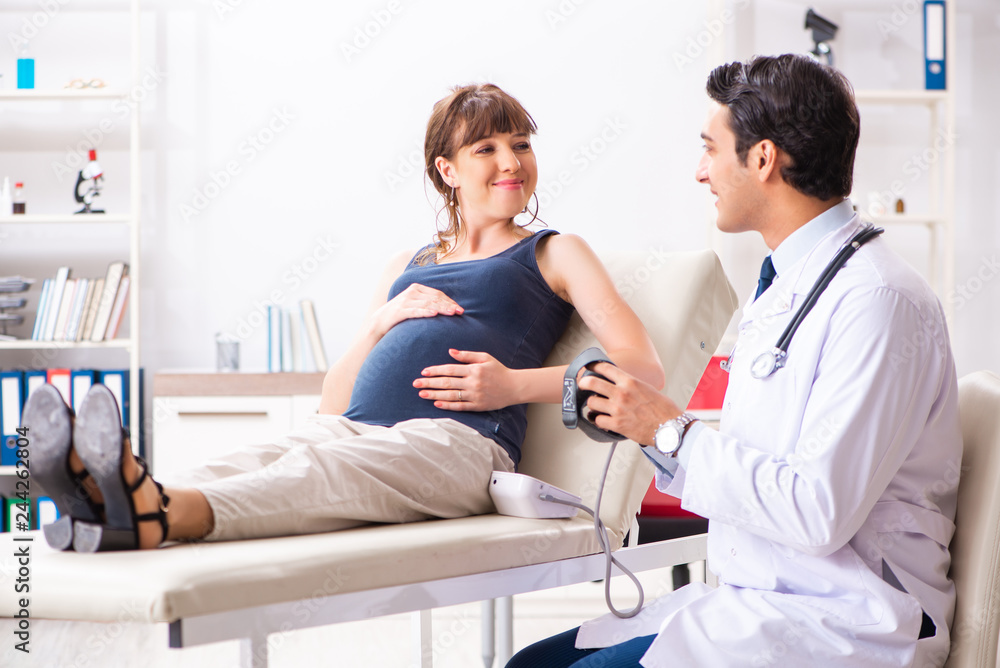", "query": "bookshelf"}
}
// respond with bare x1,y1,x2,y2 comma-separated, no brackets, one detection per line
0,0,142,499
